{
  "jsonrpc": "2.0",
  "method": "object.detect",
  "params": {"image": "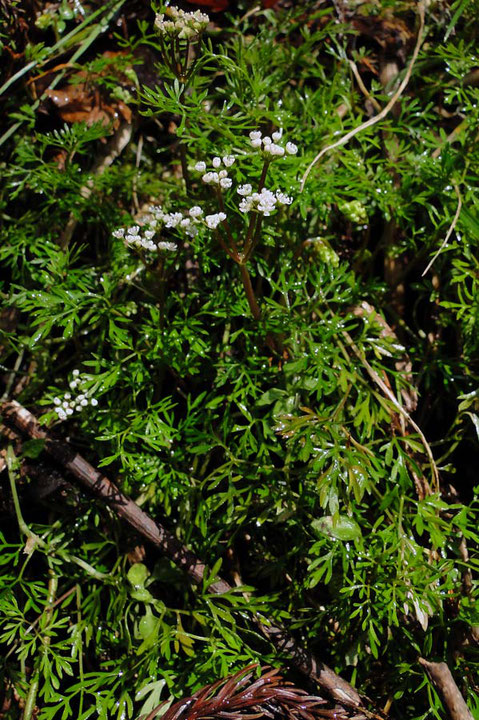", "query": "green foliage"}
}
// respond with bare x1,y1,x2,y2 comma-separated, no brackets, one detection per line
0,2,478,719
